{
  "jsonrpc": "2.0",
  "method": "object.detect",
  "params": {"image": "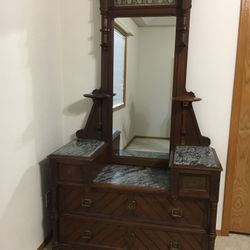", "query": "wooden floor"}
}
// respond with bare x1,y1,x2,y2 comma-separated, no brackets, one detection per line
45,234,250,249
